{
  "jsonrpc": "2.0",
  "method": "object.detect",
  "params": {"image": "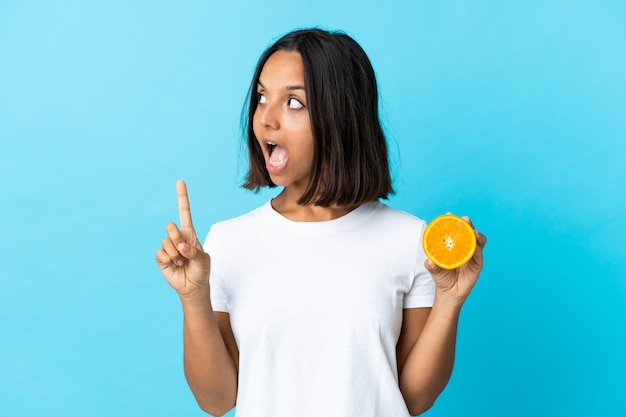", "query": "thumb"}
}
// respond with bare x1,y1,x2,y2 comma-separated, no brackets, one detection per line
177,241,203,260
424,258,443,277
